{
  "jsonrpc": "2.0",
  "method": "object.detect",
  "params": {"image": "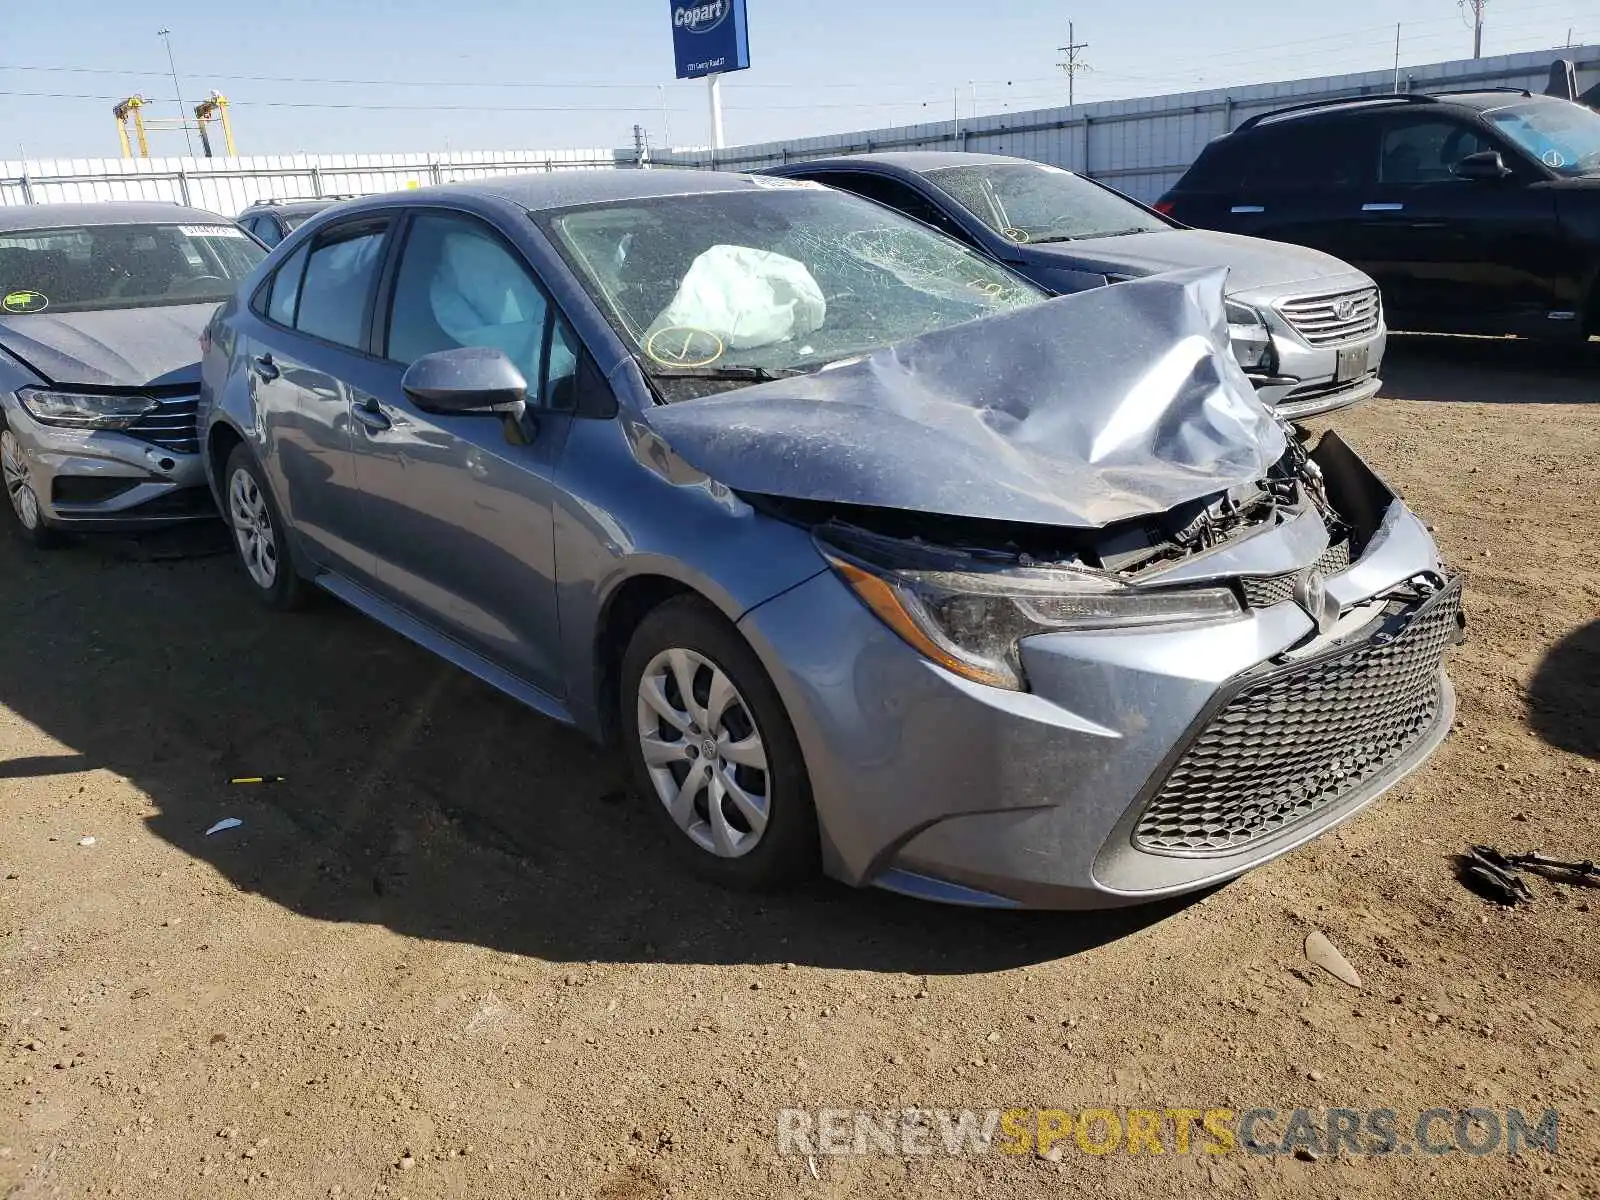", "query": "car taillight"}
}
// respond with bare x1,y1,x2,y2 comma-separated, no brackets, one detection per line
1153,200,1176,216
